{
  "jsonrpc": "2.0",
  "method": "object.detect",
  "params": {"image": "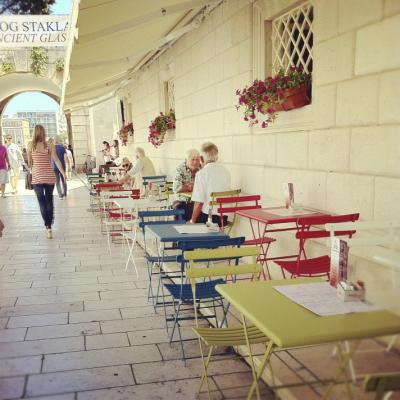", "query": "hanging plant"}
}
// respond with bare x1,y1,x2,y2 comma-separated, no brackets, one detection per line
55,58,64,73
30,47,48,76
236,66,311,128
148,110,176,148
118,122,134,146
0,61,14,75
